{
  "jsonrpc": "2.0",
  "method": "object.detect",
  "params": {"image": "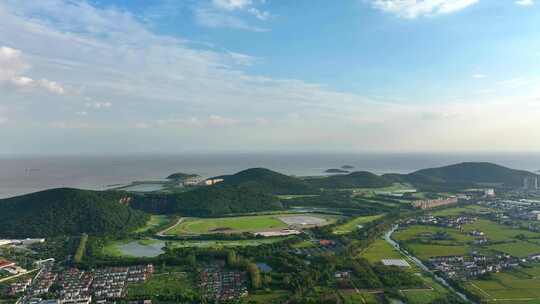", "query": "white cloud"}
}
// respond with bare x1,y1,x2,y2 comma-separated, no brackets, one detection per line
212,0,252,11
472,73,486,79
1,0,540,153
371,0,479,19
515,0,534,6
85,101,112,109
38,79,65,94
75,111,88,116
0,46,65,94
